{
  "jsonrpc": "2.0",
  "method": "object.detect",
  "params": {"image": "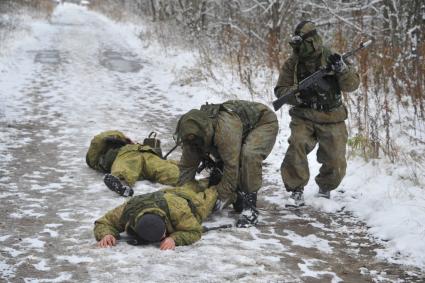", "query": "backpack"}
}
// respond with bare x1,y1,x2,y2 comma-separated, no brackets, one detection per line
86,130,132,172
